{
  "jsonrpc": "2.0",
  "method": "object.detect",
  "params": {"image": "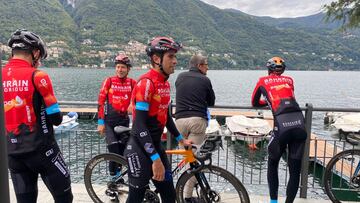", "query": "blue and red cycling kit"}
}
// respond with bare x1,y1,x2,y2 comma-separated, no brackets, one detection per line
2,58,73,203
124,69,183,203
252,73,307,203
98,76,136,175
